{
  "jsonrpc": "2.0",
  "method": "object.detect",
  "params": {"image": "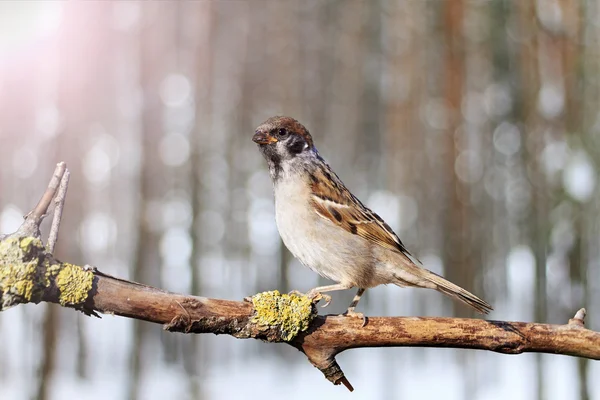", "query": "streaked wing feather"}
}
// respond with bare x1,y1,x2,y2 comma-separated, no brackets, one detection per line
309,162,413,257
